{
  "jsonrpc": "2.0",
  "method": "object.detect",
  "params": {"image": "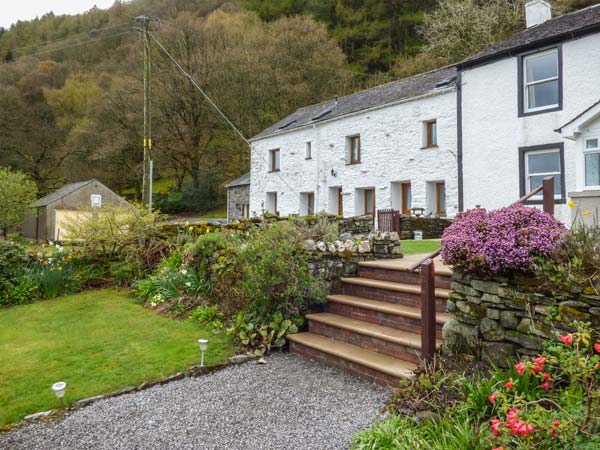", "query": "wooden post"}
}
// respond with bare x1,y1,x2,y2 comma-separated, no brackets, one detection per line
542,176,554,216
420,259,436,360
